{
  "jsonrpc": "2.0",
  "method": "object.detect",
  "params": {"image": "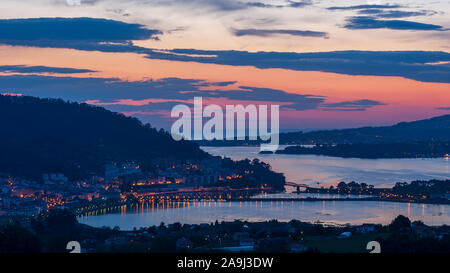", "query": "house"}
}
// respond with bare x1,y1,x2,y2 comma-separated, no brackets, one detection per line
355,224,376,234
176,237,193,251
105,162,141,179
338,232,352,239
429,193,450,200
43,173,68,184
